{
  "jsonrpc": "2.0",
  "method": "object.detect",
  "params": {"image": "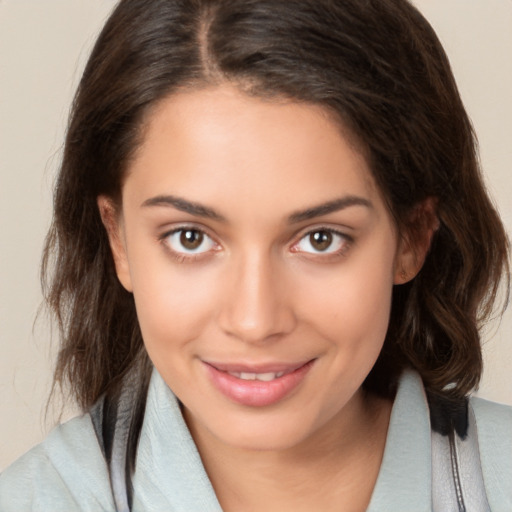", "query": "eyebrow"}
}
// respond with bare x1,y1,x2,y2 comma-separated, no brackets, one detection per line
141,194,372,223
287,196,373,223
141,195,227,222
